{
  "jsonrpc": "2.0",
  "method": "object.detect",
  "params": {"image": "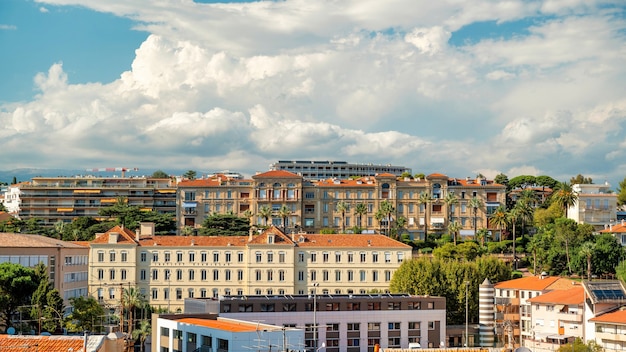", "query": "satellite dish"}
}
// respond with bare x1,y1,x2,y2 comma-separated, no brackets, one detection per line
7,327,15,335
